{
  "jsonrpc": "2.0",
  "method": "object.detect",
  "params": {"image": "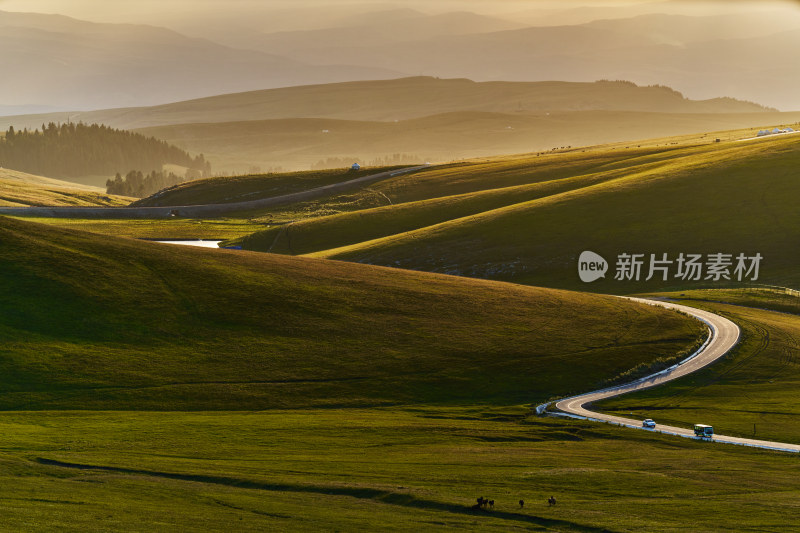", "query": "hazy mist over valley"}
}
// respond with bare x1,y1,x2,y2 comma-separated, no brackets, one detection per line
3,0,800,175
1,0,800,112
